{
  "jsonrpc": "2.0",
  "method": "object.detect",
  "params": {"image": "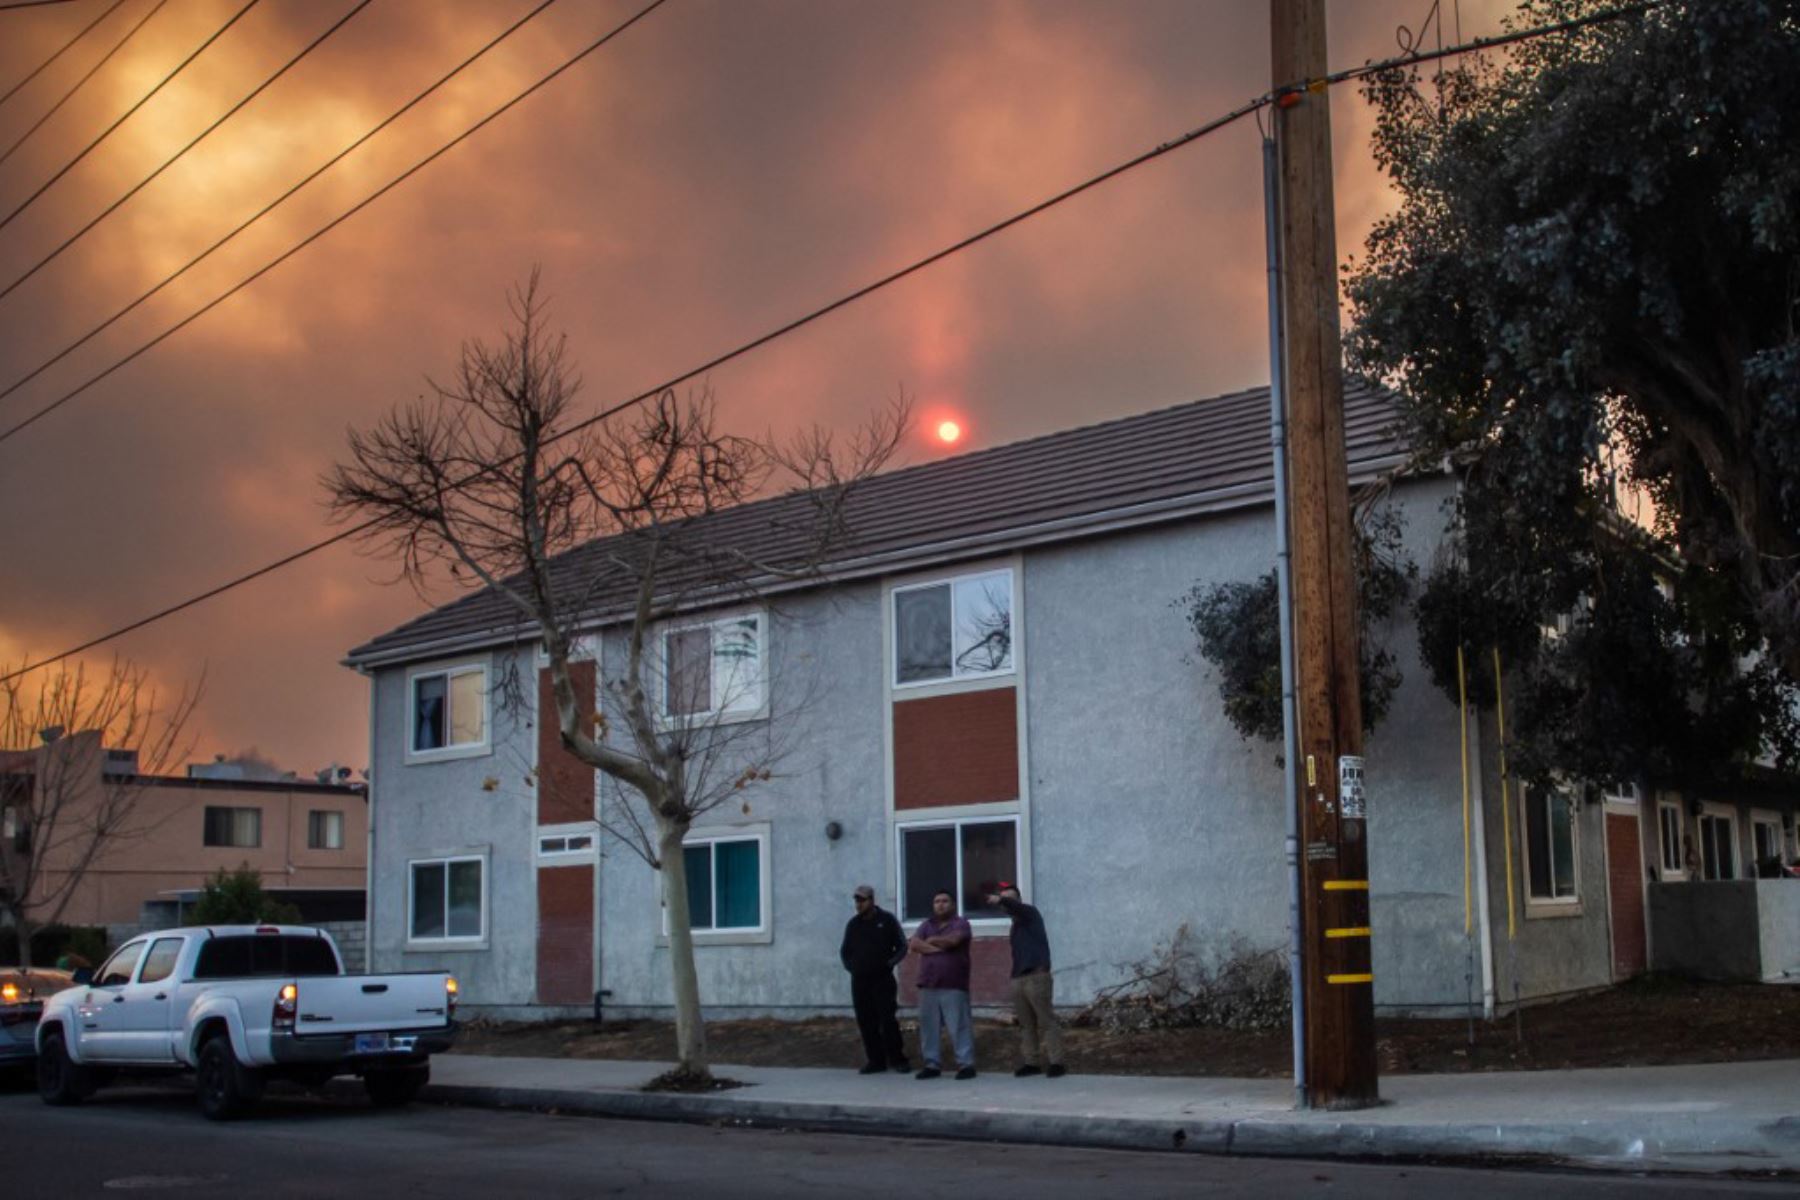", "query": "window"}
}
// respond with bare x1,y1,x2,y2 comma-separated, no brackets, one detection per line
1751,812,1782,874
681,836,764,932
897,816,1019,921
537,823,597,861
1698,808,1737,880
192,935,340,979
893,569,1014,686
1657,801,1687,880
1,774,29,852
95,941,145,987
661,613,765,720
138,937,184,984
203,806,262,848
308,810,345,850
409,856,484,942
410,662,487,754
1521,787,1578,904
